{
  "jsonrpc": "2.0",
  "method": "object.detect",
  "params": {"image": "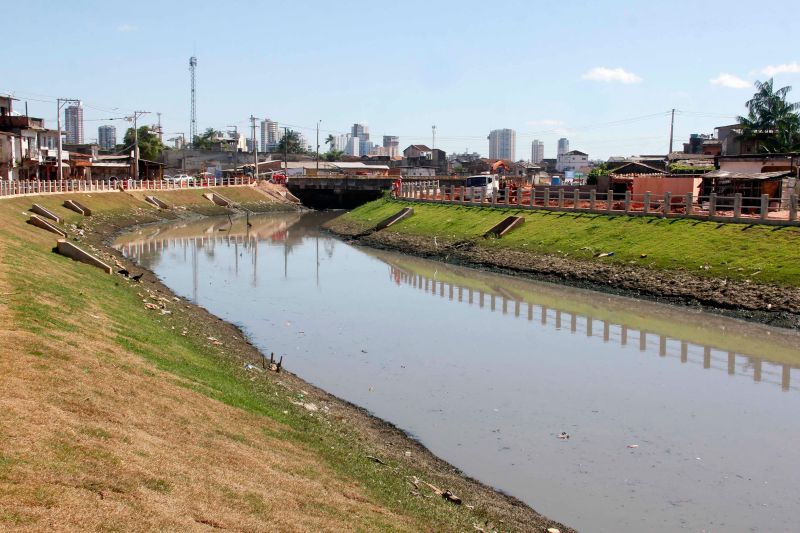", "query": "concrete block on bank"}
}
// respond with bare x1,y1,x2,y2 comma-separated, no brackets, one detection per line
484,216,525,238
202,192,232,207
55,239,112,274
376,207,414,230
144,195,170,209
28,215,68,237
64,200,92,216
30,204,62,223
